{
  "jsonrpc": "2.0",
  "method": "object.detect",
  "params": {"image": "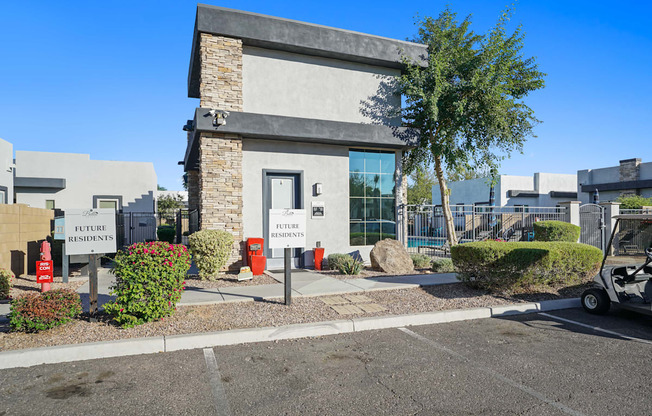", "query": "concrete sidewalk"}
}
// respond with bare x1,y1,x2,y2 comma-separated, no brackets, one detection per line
0,269,460,315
